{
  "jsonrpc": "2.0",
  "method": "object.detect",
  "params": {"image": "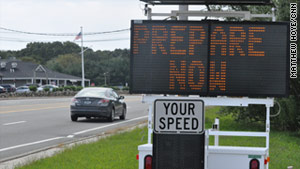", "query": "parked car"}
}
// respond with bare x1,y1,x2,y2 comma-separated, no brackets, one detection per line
16,86,31,93
70,87,126,122
0,86,6,93
0,84,16,92
37,85,58,92
24,83,41,88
